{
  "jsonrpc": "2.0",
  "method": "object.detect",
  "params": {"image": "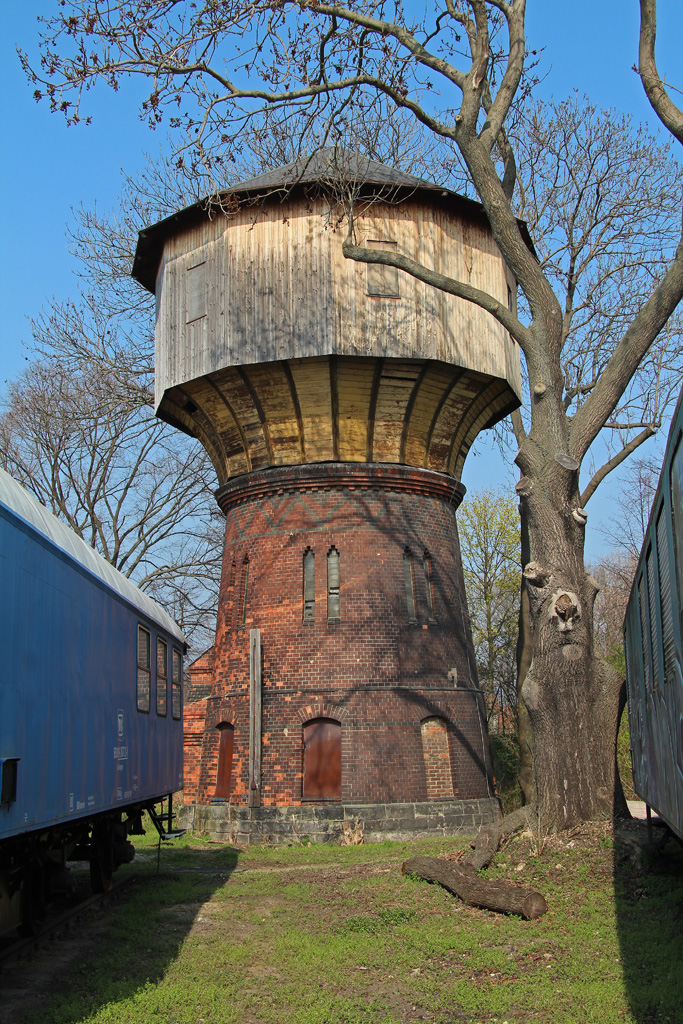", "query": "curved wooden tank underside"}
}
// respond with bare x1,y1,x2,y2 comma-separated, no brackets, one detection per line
158,354,517,486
